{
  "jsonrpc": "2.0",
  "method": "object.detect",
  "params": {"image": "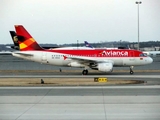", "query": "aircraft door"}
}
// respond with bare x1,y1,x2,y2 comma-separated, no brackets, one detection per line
41,52,48,63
